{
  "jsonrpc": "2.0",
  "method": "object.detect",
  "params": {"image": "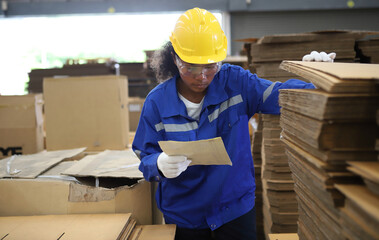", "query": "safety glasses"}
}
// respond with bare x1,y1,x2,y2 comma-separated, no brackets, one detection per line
175,55,221,77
